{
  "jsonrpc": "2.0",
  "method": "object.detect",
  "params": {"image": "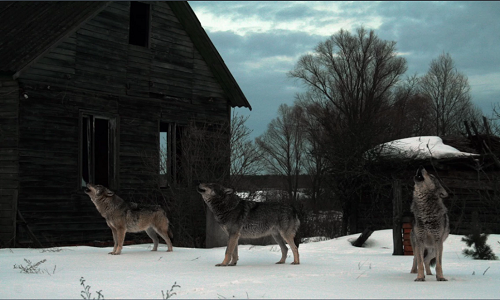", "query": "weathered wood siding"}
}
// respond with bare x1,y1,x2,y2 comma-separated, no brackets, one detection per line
15,1,230,246
0,79,19,247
